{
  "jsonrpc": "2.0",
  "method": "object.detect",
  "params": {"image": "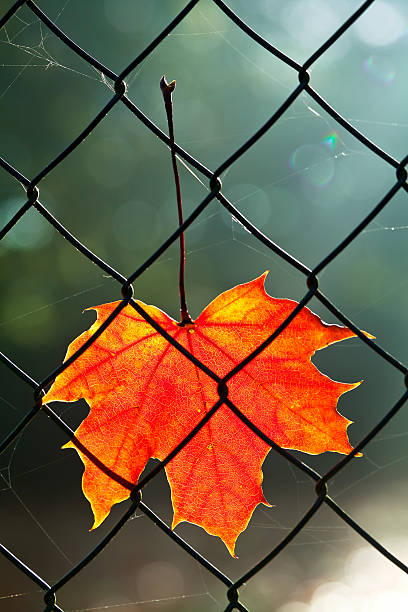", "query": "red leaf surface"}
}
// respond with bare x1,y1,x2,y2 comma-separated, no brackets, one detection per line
44,273,363,555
